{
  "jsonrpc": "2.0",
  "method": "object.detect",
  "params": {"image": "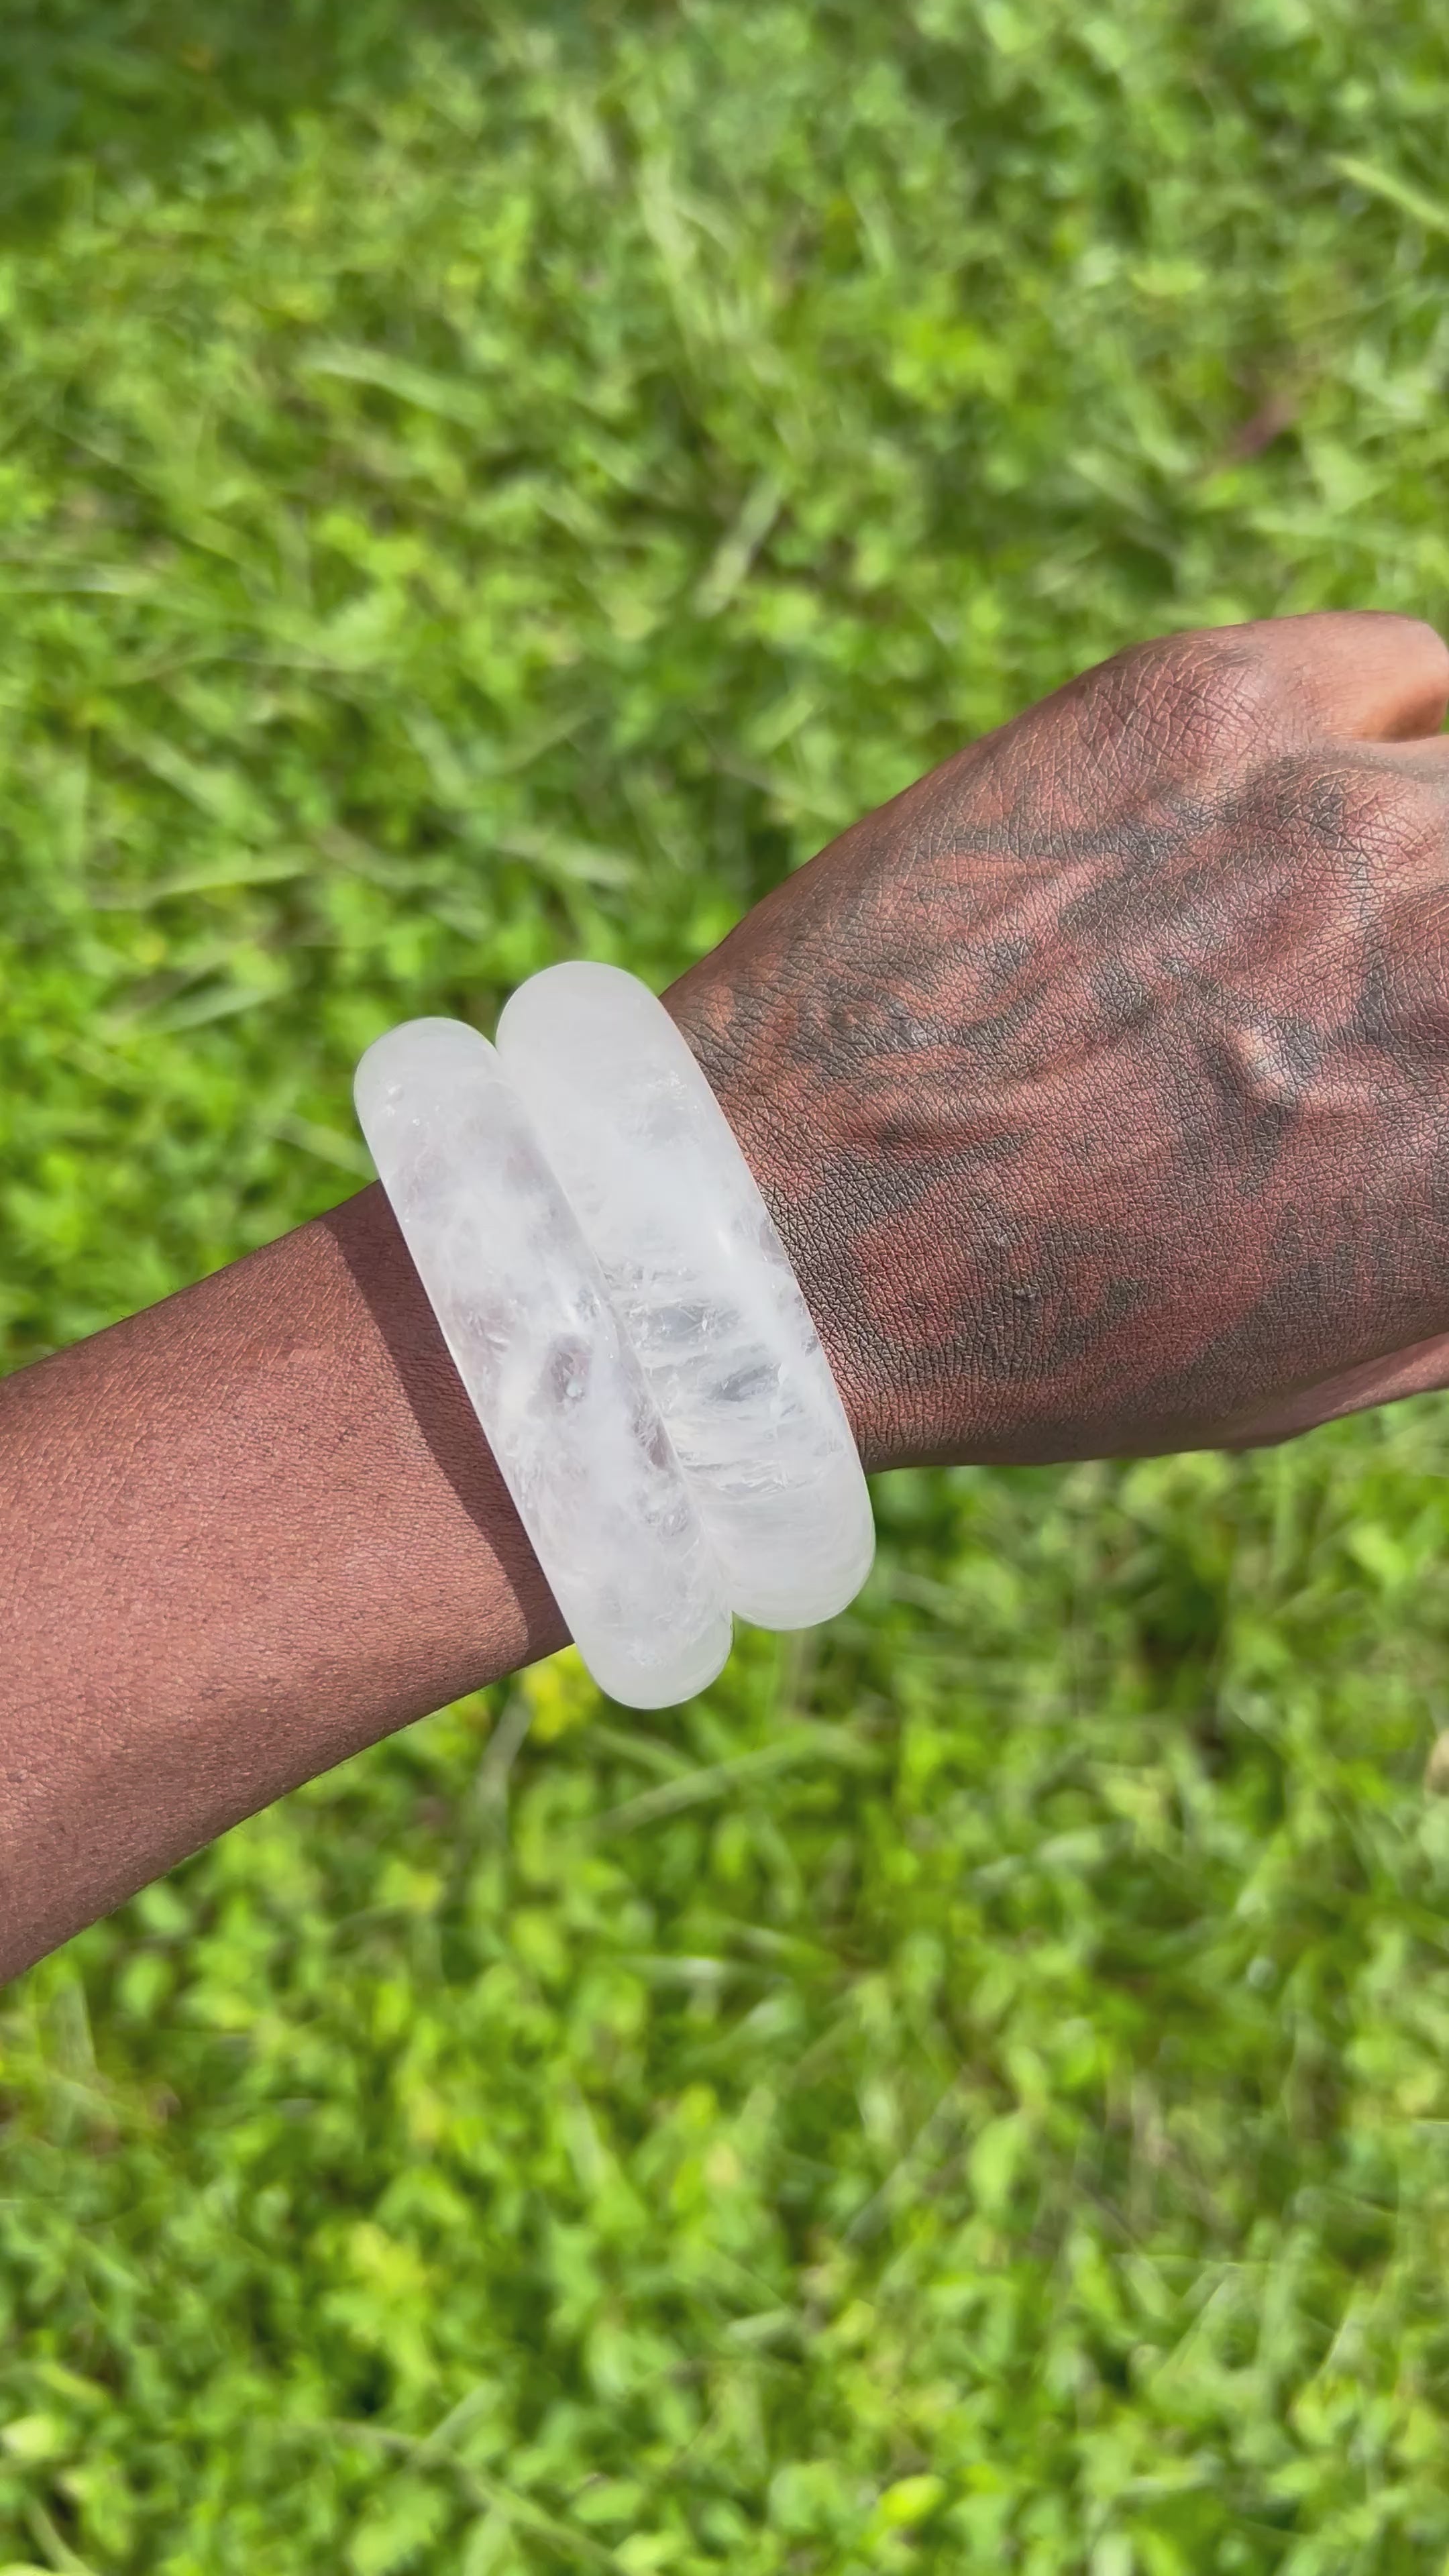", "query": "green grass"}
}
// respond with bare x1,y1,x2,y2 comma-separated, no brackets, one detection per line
5,3,1449,2568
